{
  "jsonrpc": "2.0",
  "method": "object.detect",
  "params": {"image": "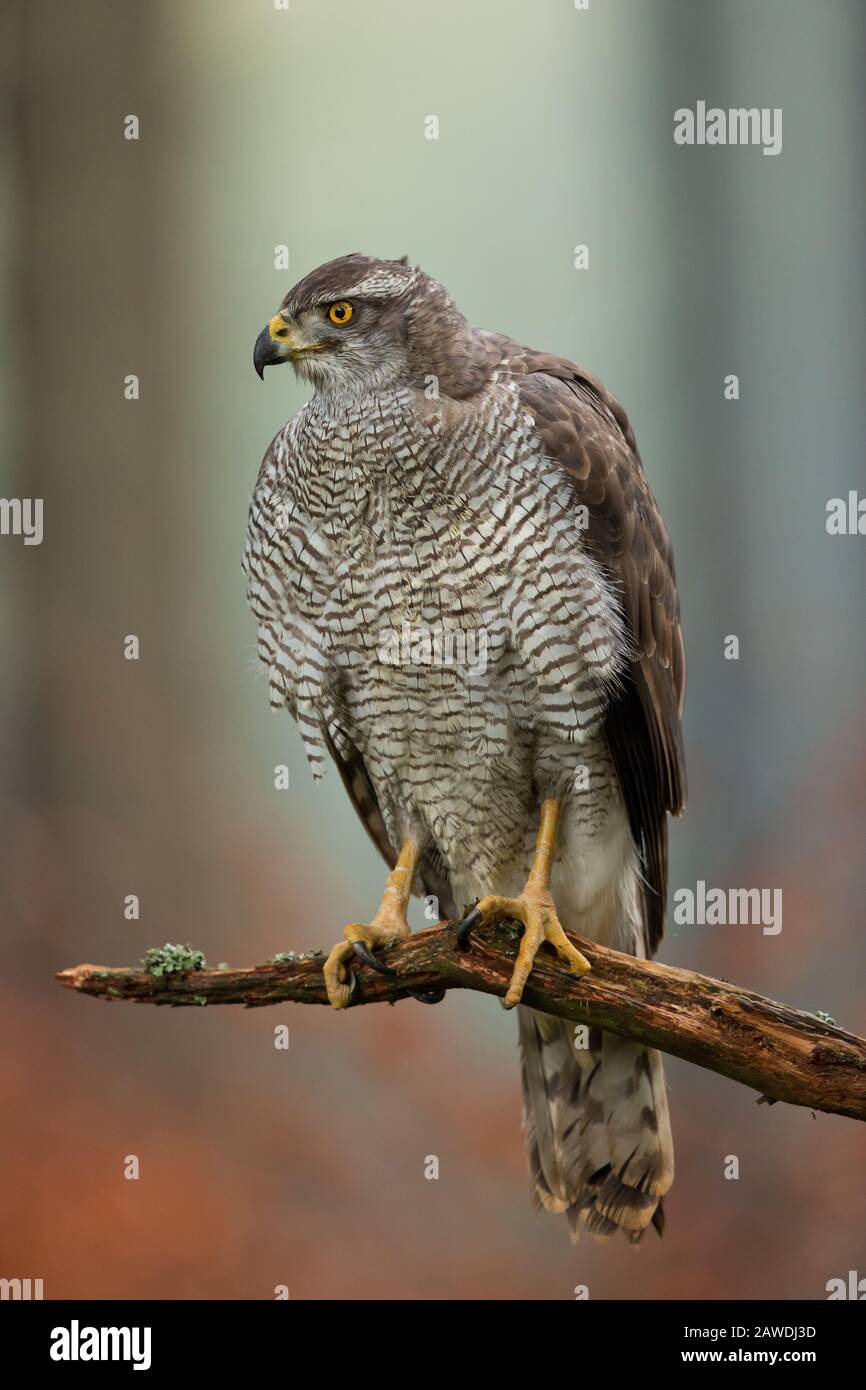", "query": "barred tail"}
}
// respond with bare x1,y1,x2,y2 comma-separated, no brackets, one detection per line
518,1006,674,1242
